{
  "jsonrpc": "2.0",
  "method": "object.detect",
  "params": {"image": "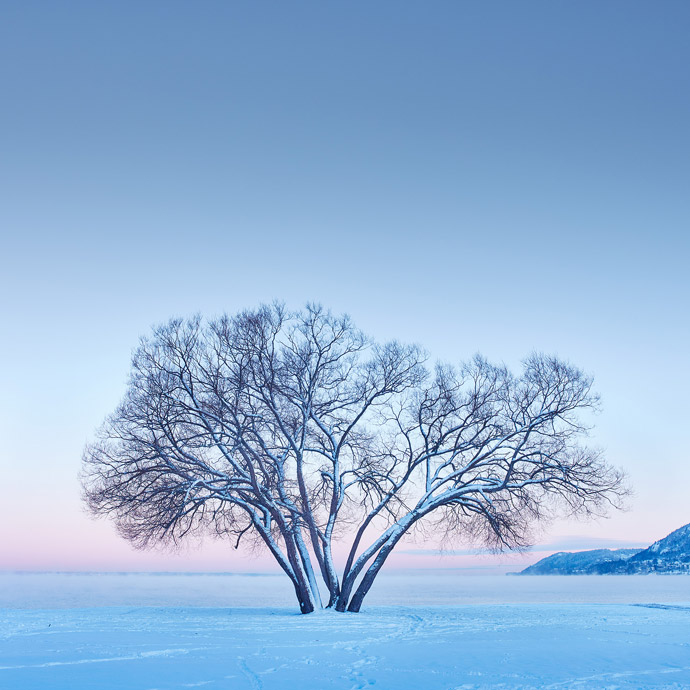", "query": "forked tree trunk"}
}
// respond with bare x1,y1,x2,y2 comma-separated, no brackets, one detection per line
333,515,421,613
346,540,397,612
